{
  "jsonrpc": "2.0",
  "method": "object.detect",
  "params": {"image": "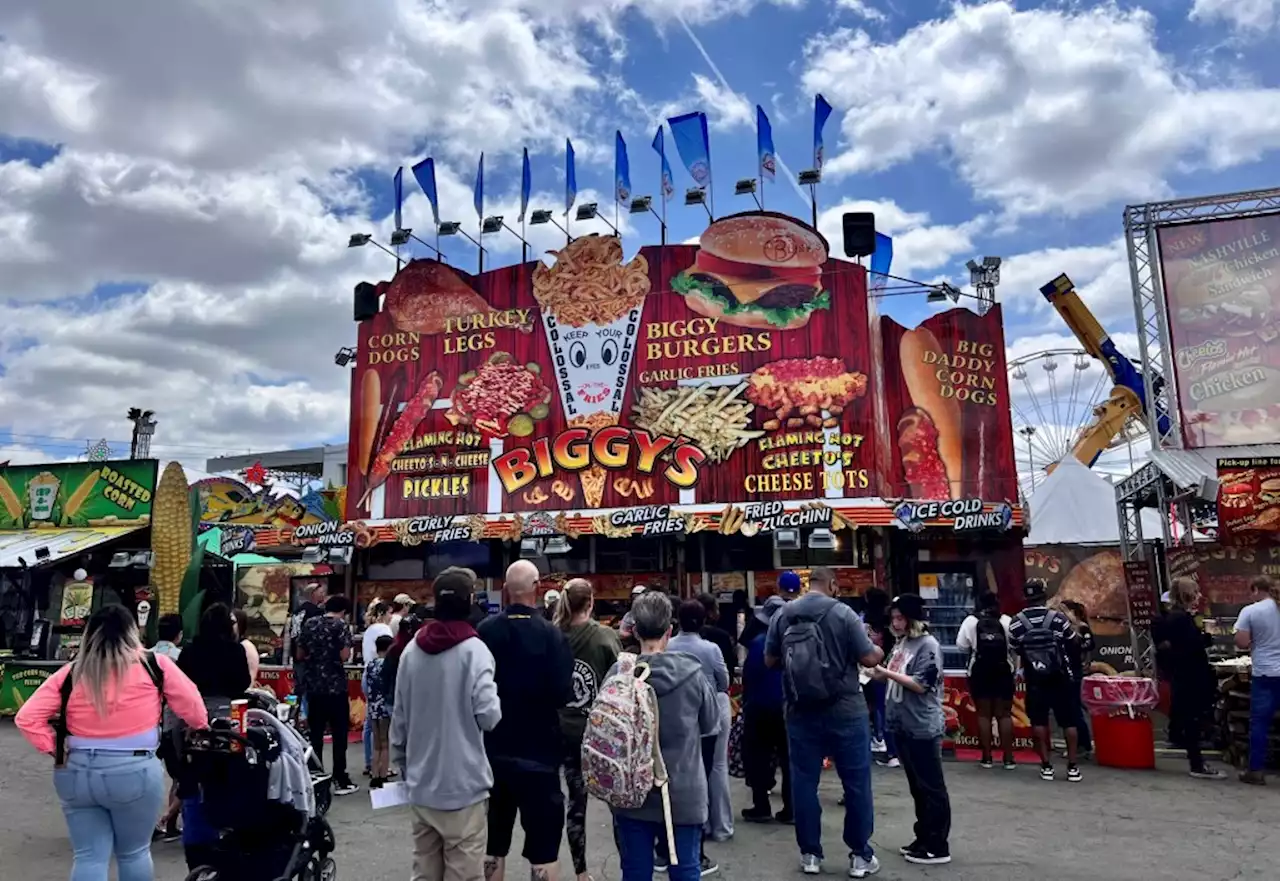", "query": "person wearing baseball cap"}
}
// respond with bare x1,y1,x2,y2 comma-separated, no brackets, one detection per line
1009,579,1081,783
390,593,415,632
764,567,883,877
870,594,950,865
